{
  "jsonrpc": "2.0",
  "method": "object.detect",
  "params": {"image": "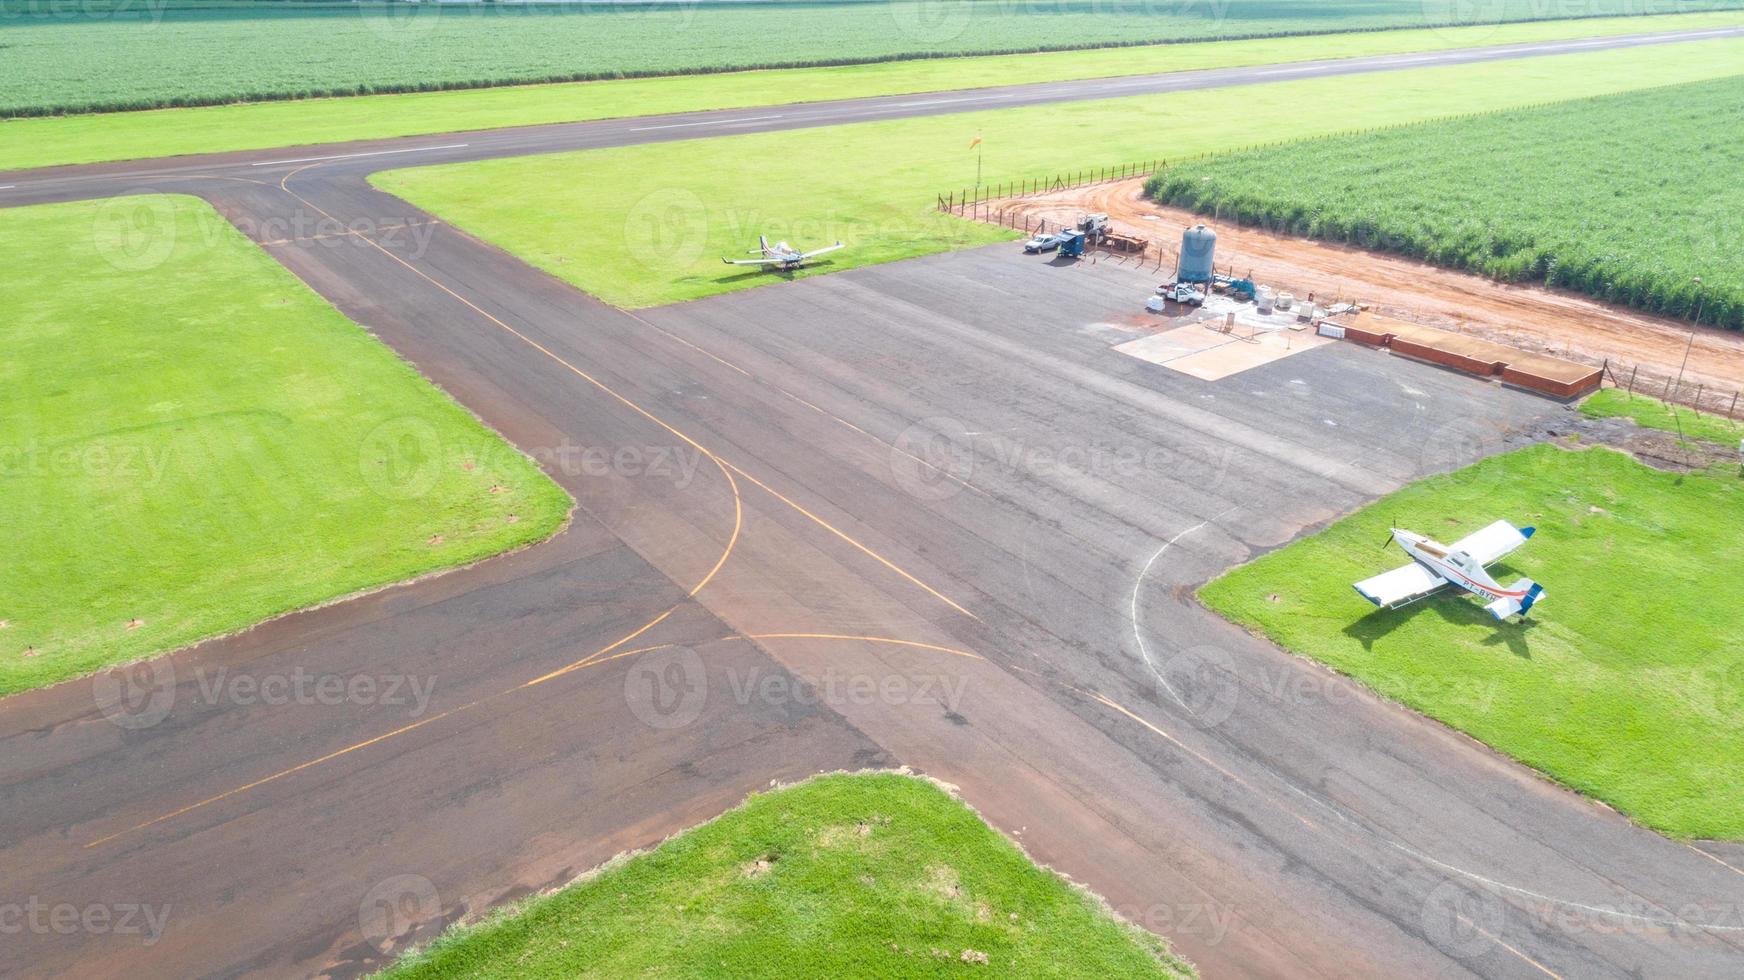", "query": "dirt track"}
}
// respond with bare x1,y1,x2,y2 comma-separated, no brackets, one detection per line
995,179,1744,404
